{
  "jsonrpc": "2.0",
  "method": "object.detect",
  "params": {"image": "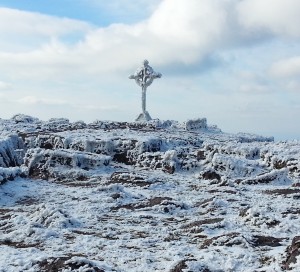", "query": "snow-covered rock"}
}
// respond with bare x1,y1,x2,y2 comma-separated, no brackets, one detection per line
0,135,24,167
11,114,39,124
184,118,207,131
1,115,300,271
0,166,27,184
24,148,111,180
